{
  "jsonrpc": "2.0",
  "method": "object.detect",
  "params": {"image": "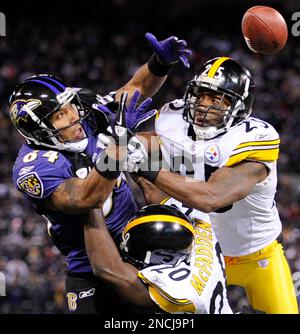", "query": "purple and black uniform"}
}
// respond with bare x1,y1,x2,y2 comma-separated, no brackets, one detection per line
12,129,138,274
